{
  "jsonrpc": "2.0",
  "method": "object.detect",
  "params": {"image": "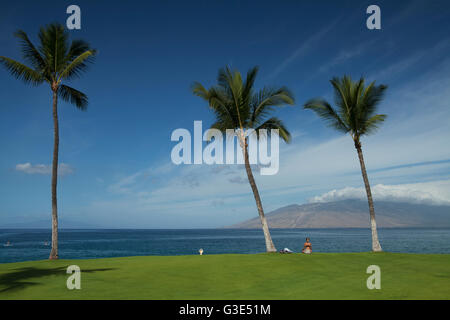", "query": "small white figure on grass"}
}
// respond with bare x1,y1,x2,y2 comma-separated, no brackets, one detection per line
199,248,204,255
